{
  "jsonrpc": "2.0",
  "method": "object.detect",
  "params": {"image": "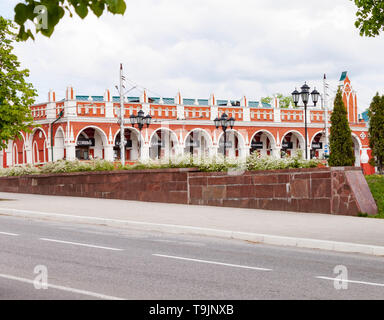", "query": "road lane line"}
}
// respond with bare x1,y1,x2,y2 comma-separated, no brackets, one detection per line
153,254,272,271
316,276,384,287
0,231,18,236
39,238,124,251
0,273,124,300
